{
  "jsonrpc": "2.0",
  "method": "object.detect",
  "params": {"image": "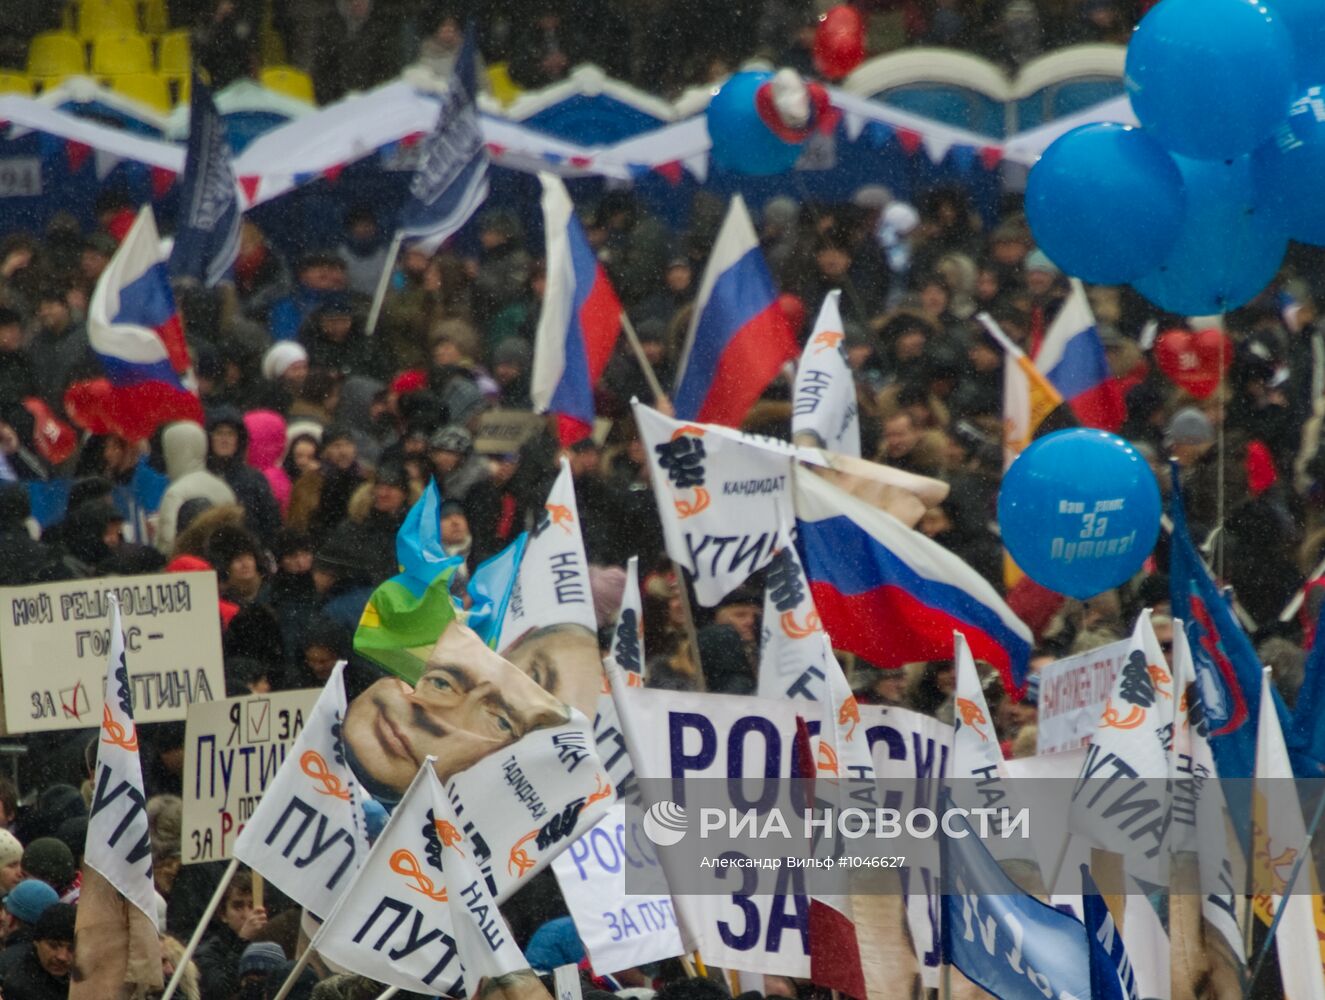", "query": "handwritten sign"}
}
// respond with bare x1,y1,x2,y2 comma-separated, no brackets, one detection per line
182,689,319,864
1035,639,1130,755
0,573,225,733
